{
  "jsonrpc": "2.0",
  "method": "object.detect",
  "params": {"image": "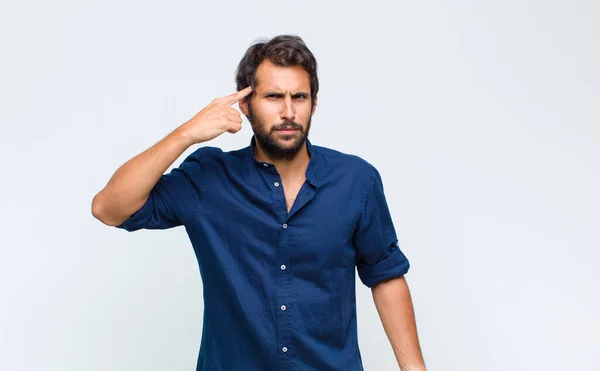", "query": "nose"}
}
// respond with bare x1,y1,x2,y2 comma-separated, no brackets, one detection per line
280,95,295,121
